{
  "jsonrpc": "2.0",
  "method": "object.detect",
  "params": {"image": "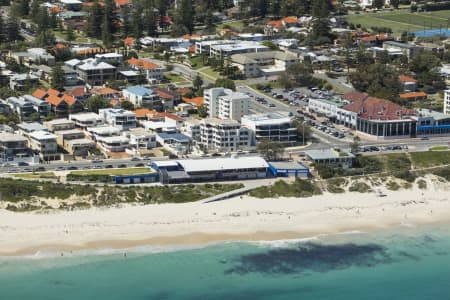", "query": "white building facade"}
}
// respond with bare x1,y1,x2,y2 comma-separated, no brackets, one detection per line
204,88,250,121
